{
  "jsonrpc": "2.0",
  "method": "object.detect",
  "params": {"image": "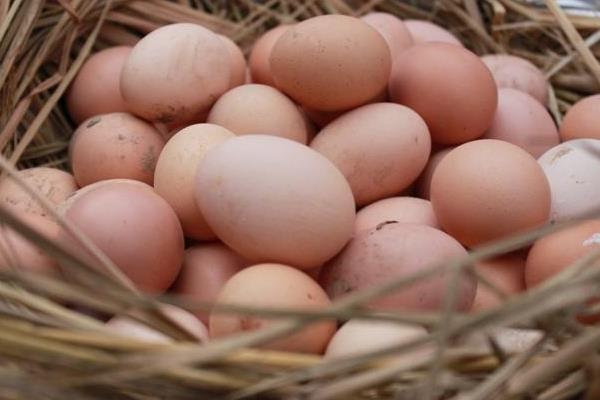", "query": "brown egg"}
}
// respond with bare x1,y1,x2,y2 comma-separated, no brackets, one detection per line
62,180,184,292
310,103,431,206
120,23,230,125
431,140,551,247
404,20,463,46
482,88,559,158
195,135,355,270
471,255,525,312
70,113,165,187
560,94,600,141
209,263,336,353
271,15,391,112
249,25,291,86
320,223,476,311
0,167,77,218
218,35,247,89
0,213,61,275
354,197,439,234
482,55,548,106
66,46,131,124
415,147,453,200
389,43,497,145
361,12,414,61
207,84,309,144
172,242,248,324
154,124,234,240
